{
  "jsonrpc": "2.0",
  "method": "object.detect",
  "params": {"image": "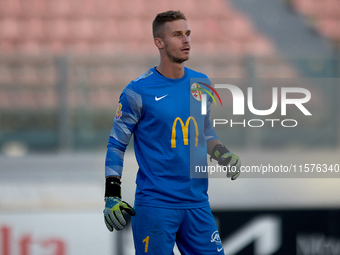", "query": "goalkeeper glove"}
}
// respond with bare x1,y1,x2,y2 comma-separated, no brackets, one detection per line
211,144,241,180
103,177,135,231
